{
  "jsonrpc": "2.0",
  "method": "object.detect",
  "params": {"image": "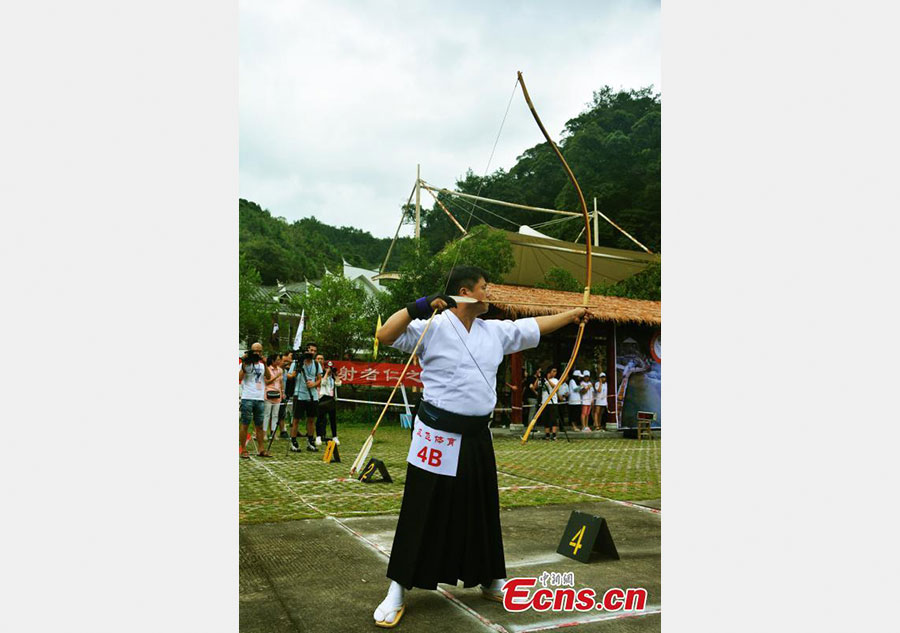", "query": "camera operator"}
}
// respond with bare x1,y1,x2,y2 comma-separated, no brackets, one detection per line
287,342,322,452
239,342,272,458
315,355,342,446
